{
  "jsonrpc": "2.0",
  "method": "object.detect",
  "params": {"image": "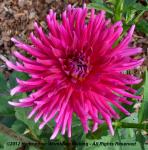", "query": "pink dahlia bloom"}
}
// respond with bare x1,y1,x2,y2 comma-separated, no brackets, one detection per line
6,5,143,139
